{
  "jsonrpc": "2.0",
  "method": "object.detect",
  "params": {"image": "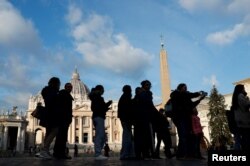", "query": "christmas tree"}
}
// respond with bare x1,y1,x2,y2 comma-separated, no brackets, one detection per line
207,85,232,149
